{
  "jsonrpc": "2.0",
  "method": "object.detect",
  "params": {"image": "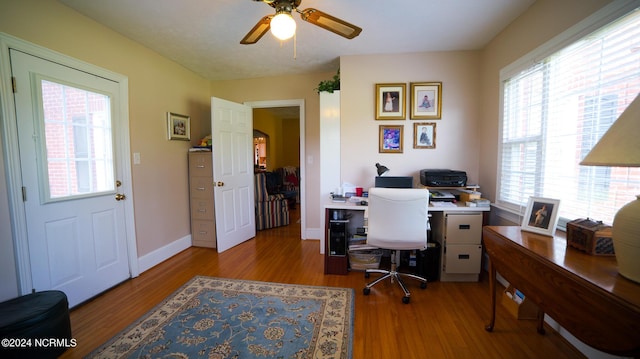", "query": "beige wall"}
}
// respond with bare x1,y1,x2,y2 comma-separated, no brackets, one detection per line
0,0,210,300
478,0,613,202
253,110,300,171
340,52,482,189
